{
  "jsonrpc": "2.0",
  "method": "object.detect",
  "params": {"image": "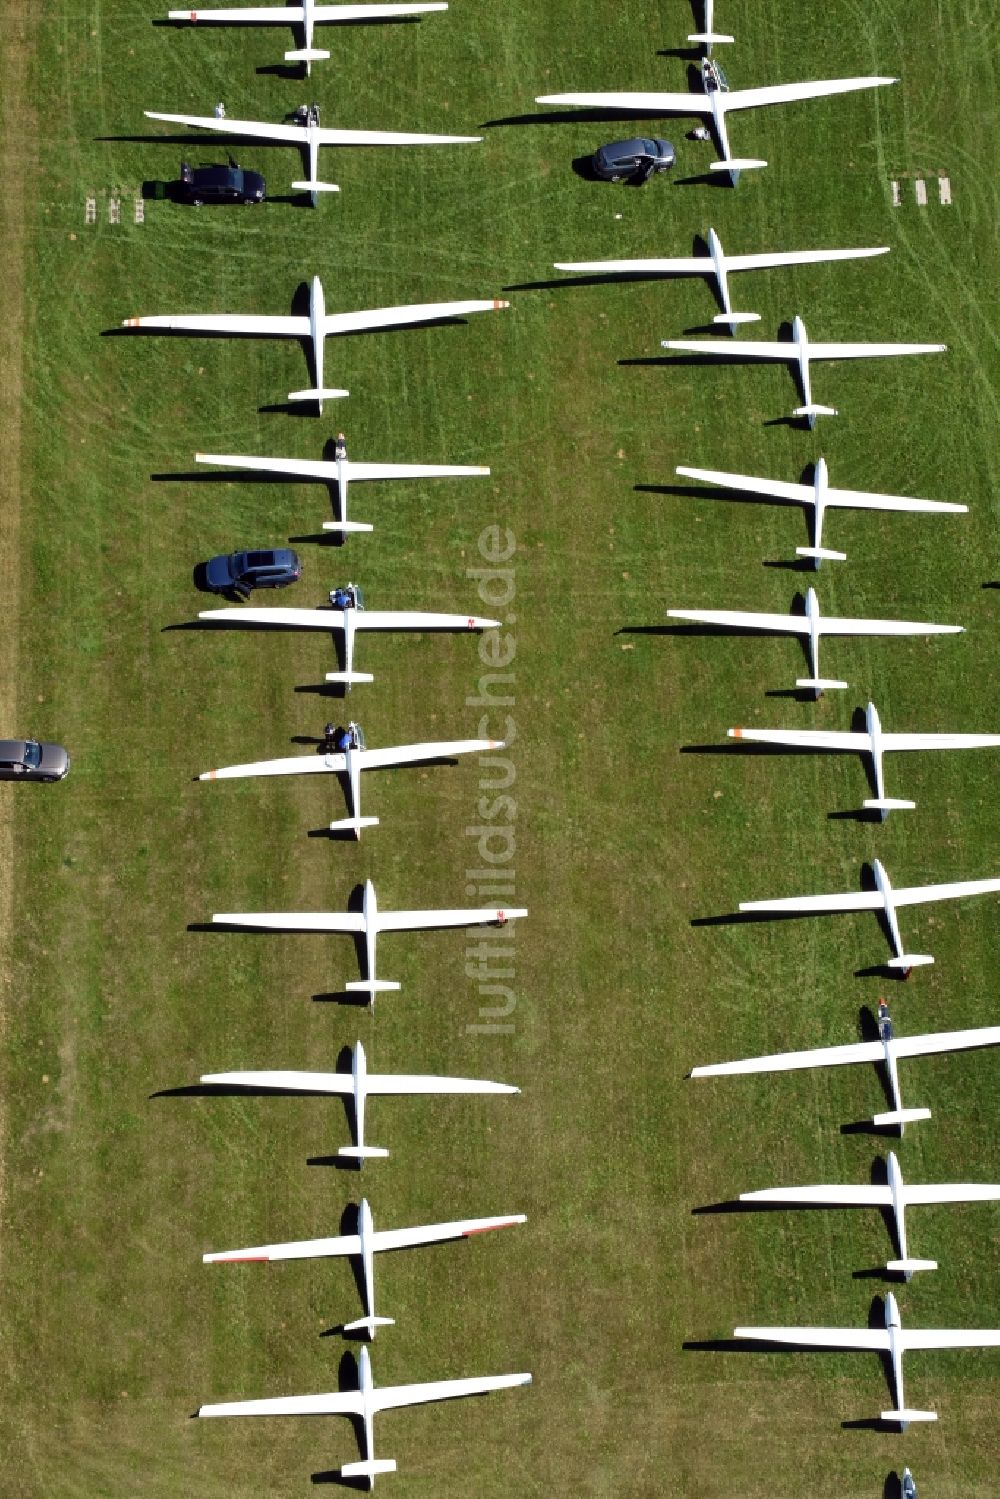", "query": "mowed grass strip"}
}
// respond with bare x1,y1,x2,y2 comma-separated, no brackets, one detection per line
0,1,999,1495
